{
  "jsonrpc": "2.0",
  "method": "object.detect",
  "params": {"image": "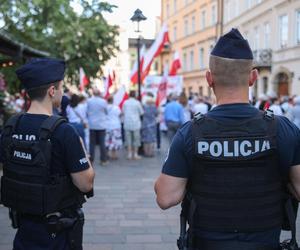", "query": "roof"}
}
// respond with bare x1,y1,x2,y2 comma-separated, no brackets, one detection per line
0,30,50,59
